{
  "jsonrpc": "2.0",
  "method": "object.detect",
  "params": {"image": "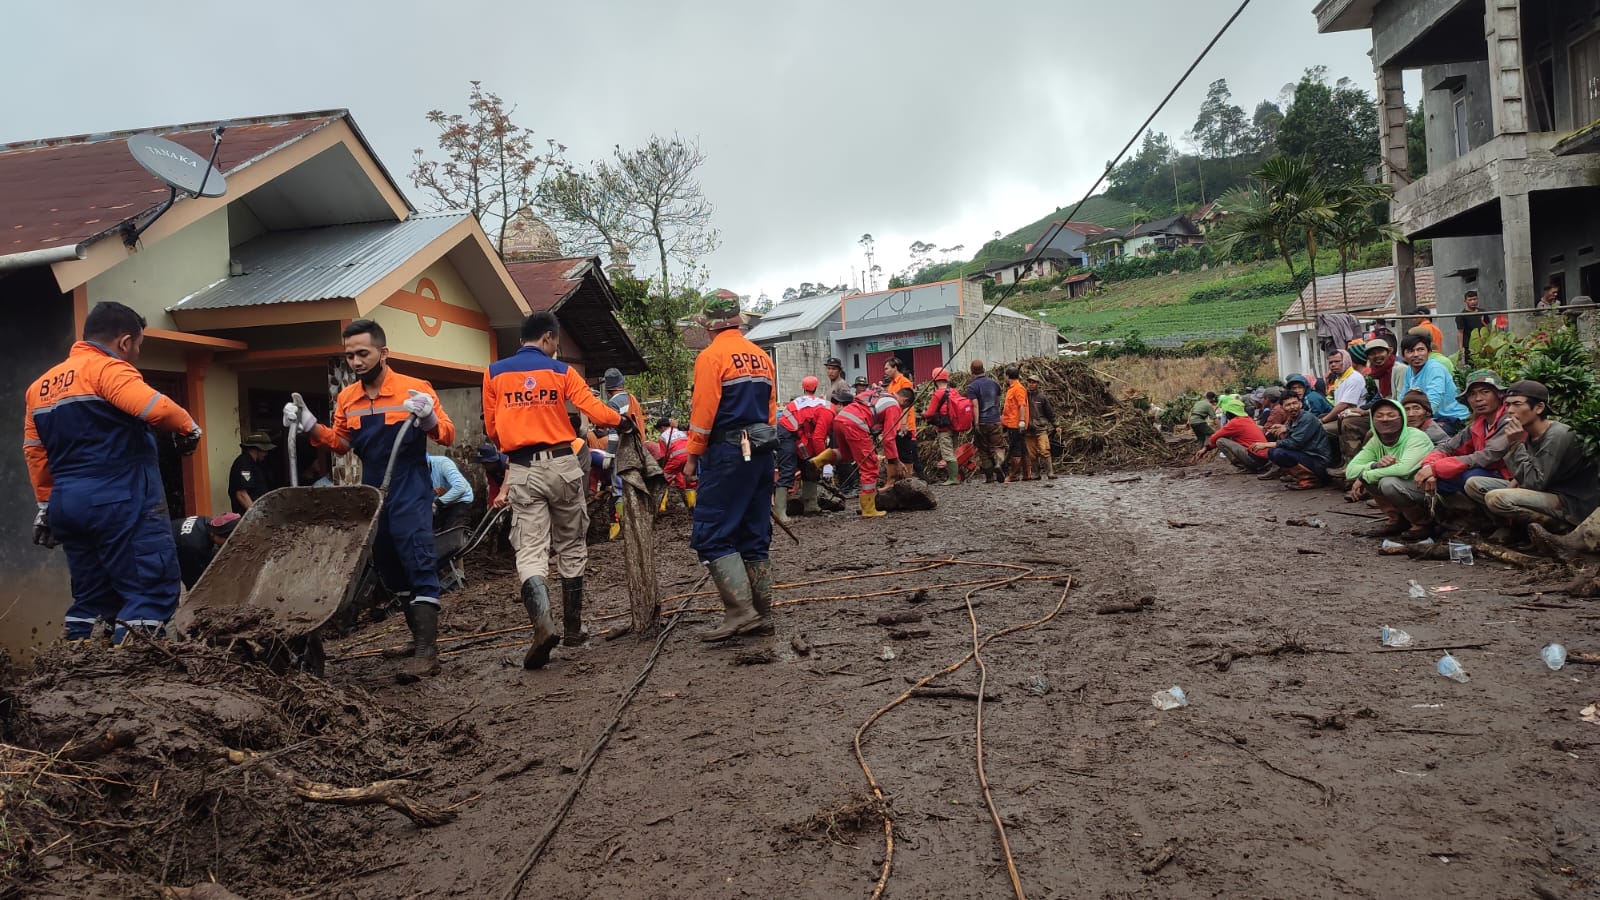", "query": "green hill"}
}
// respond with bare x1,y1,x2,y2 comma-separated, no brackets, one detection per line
1000,197,1143,245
